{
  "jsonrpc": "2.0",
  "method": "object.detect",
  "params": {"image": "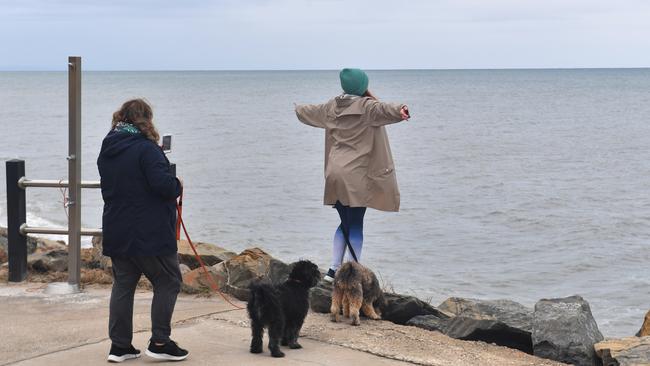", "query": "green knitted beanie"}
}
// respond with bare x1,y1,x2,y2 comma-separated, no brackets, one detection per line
339,68,369,96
